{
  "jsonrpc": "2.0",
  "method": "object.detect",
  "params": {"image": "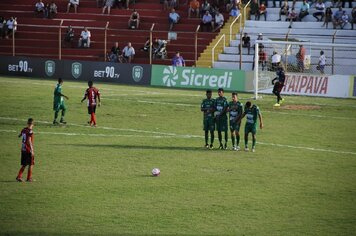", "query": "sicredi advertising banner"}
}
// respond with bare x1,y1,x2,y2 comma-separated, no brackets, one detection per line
246,71,355,98
151,65,245,92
